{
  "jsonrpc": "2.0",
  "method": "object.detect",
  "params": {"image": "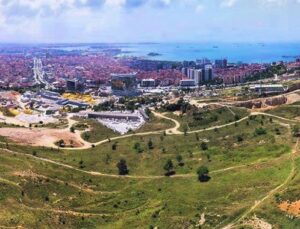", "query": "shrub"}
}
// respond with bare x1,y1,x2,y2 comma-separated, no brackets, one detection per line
255,127,267,136
197,166,210,182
